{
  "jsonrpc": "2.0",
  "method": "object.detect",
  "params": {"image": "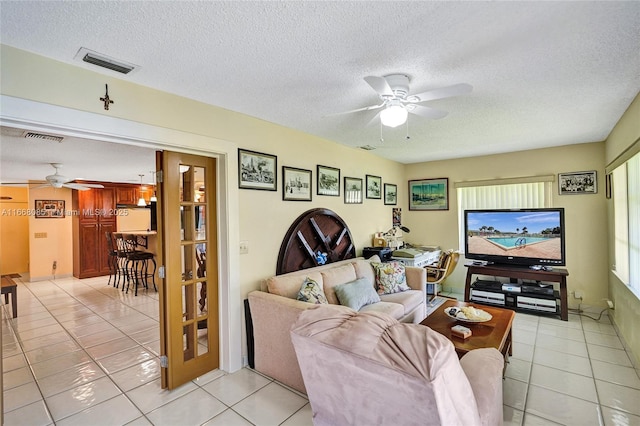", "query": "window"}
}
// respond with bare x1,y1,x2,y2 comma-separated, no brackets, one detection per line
611,151,640,298
456,177,553,252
